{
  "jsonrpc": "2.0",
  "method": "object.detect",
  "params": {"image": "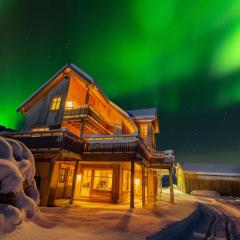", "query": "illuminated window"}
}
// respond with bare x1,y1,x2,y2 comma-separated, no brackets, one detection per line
51,96,62,110
140,125,148,136
93,170,112,191
122,170,130,191
65,100,81,110
65,101,73,109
